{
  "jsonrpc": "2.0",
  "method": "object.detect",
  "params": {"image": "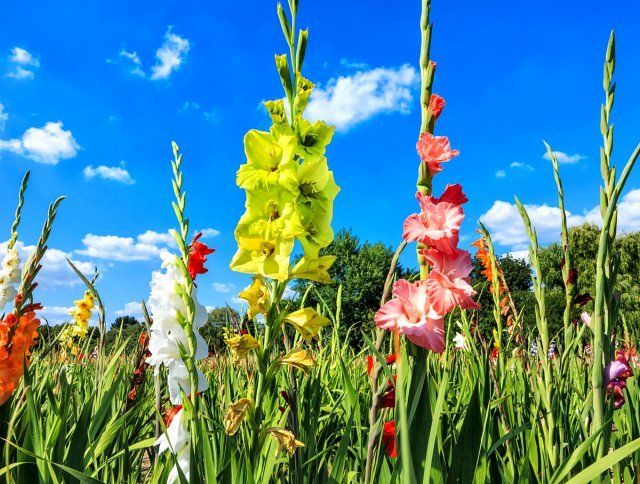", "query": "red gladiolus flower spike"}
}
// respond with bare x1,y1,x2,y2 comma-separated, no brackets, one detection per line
188,233,215,281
